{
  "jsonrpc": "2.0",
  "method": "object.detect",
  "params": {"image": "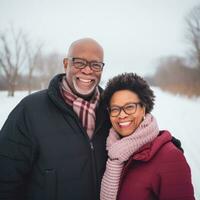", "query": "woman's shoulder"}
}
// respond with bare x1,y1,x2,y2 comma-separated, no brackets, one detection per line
152,131,191,175
152,131,185,162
